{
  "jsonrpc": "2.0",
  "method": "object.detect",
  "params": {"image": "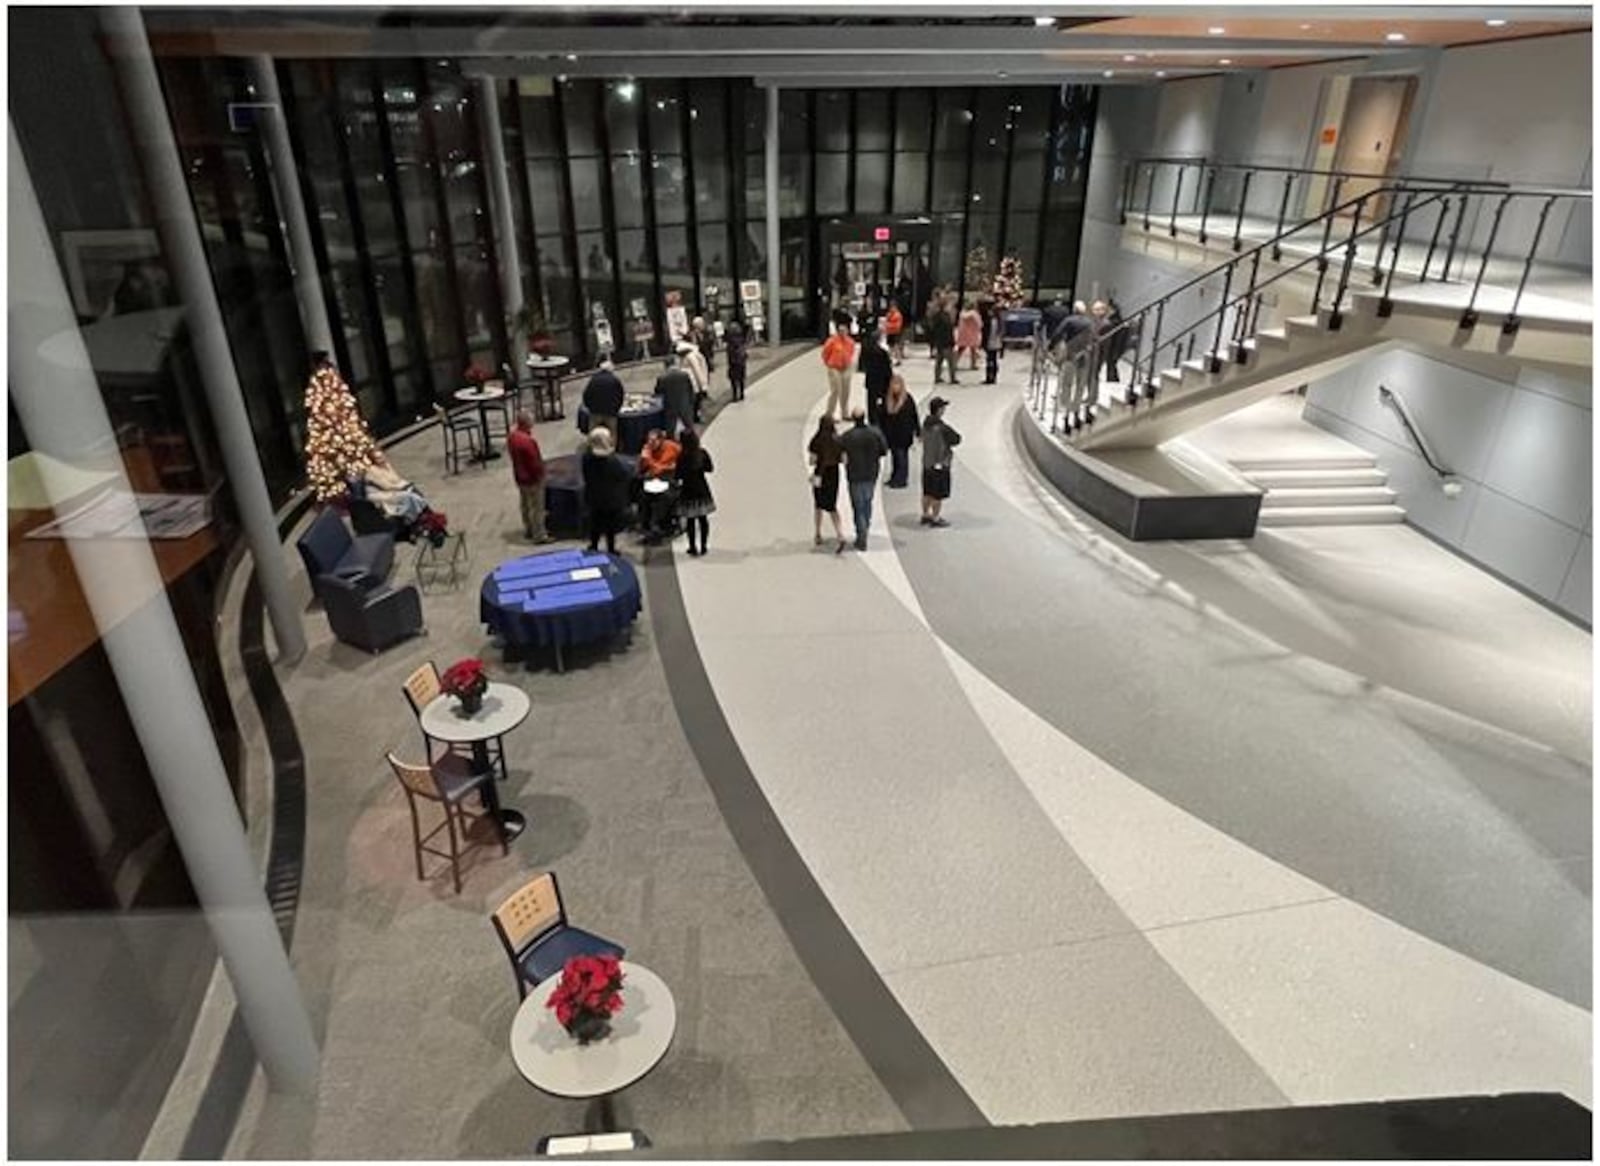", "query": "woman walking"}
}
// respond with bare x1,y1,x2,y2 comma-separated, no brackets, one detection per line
879,374,920,489
919,396,961,528
725,320,748,401
581,427,633,555
674,427,717,557
807,414,847,553
980,299,1004,385
956,299,983,371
